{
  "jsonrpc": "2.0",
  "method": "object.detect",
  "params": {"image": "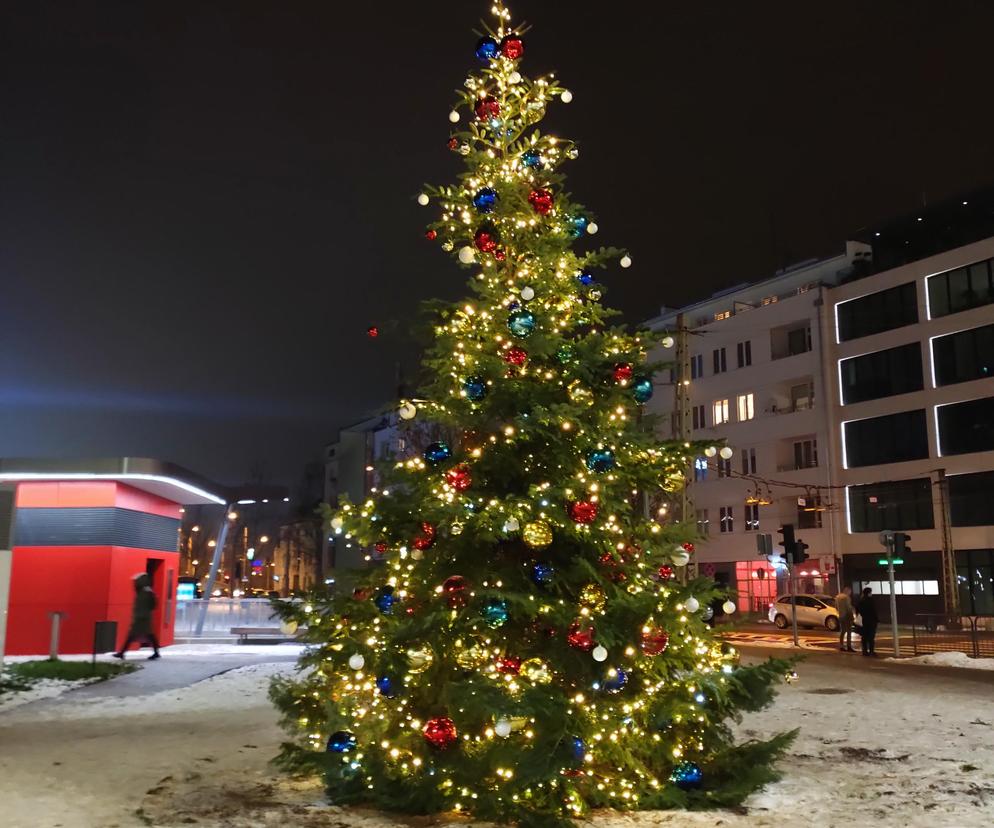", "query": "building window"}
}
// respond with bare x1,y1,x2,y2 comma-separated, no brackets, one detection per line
737,340,752,368
793,439,818,470
761,295,779,306
956,549,994,614
927,257,994,318
771,322,812,360
836,281,919,342
713,348,727,374
712,399,730,425
690,354,703,379
949,471,994,526
848,478,934,533
744,503,760,531
696,509,710,537
714,310,732,322
692,404,706,430
797,496,823,529
932,323,994,387
741,447,757,475
693,457,708,482
937,396,994,456
844,409,928,468
717,457,732,478
736,393,755,422
839,342,924,404
719,506,734,533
